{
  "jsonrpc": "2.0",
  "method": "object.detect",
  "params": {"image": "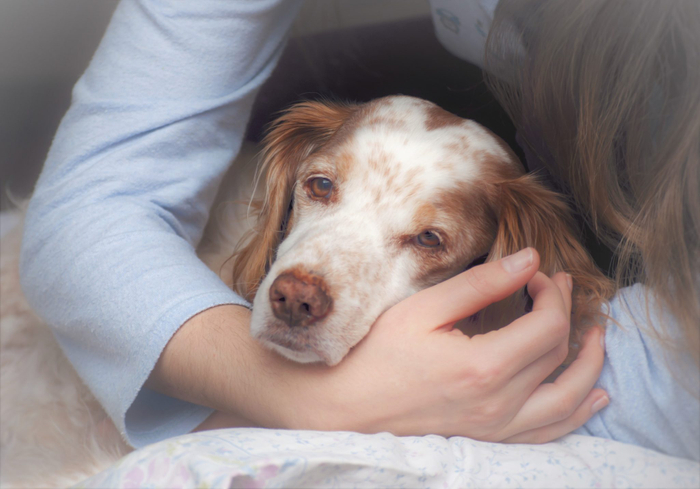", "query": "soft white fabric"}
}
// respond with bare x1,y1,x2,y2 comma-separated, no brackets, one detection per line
76,429,700,488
